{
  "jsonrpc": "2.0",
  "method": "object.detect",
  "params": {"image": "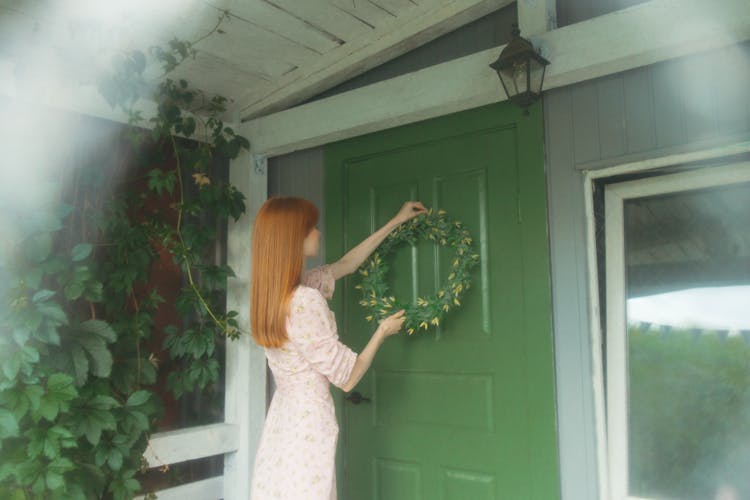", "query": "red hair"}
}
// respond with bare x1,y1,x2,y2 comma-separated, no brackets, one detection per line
251,197,319,348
